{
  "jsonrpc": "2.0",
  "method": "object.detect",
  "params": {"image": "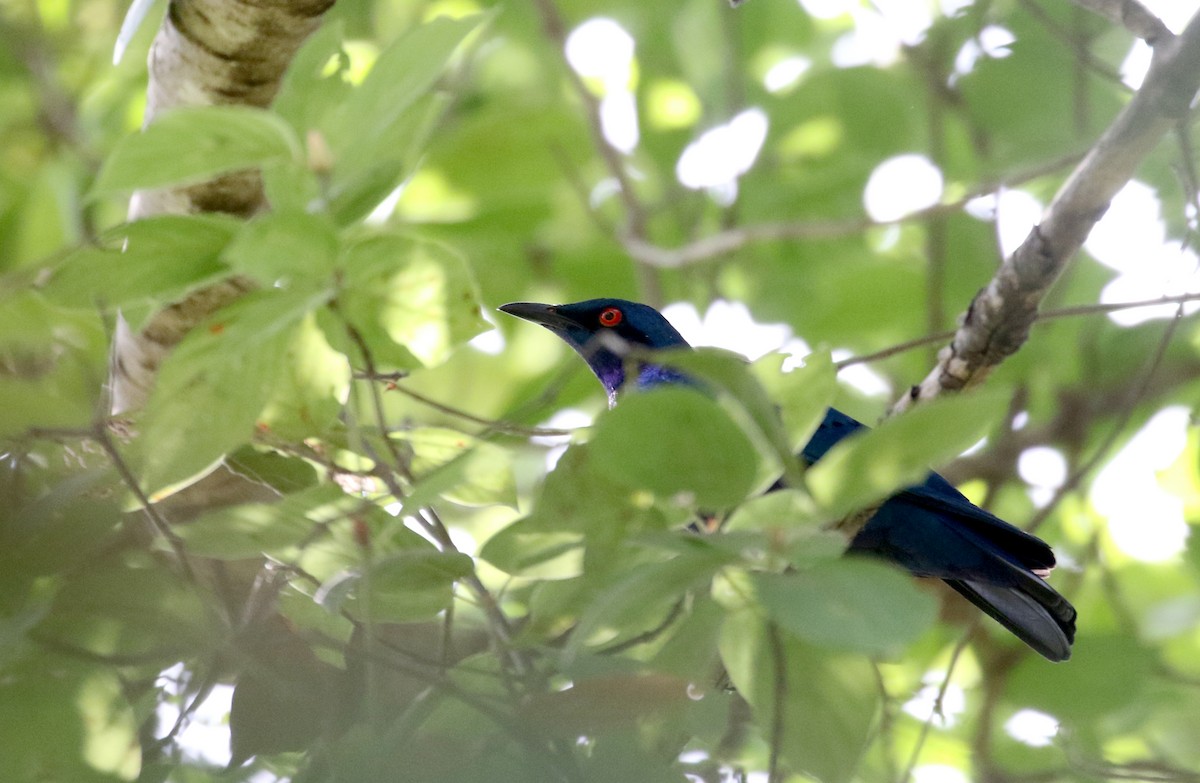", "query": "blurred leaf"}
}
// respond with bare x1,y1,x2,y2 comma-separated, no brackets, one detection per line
352,550,476,622
565,543,735,657
480,445,671,577
222,210,339,285
140,286,332,491
177,484,347,560
753,348,838,454
92,106,301,196
395,426,516,507
806,388,1010,520
0,661,140,782
719,607,877,783
0,469,121,584
477,520,584,578
273,19,353,133
325,15,487,223
0,291,104,435
723,486,820,532
259,314,349,440
37,561,216,661
519,673,691,735
1007,634,1154,720
658,346,803,484
318,233,487,370
750,559,938,655
43,216,239,314
589,386,761,509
